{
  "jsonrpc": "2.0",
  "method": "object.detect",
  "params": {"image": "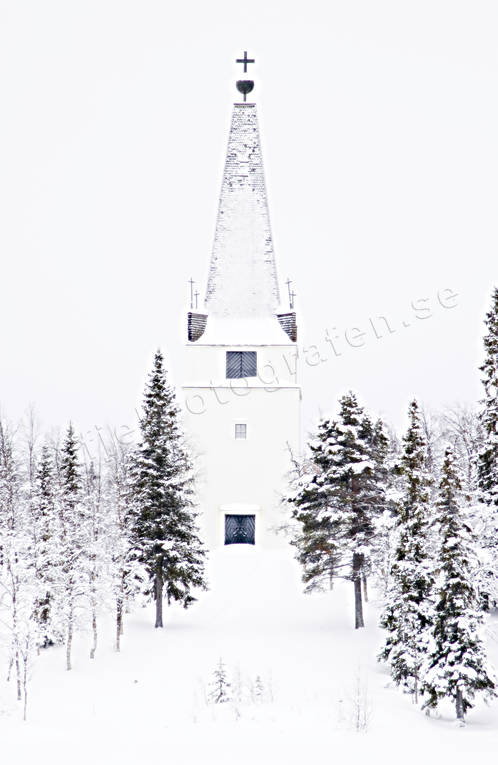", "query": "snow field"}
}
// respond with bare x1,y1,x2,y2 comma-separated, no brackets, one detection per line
1,544,497,764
